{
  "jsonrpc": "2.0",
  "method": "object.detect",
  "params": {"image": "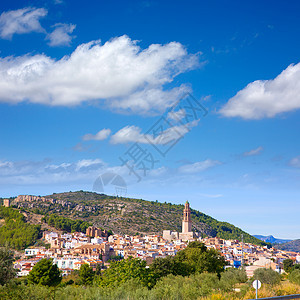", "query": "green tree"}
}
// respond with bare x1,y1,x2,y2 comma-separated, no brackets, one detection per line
79,264,94,285
27,258,62,286
0,207,41,250
95,264,102,275
149,255,190,279
175,241,226,277
283,258,294,273
97,257,154,288
0,247,16,285
253,268,281,285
